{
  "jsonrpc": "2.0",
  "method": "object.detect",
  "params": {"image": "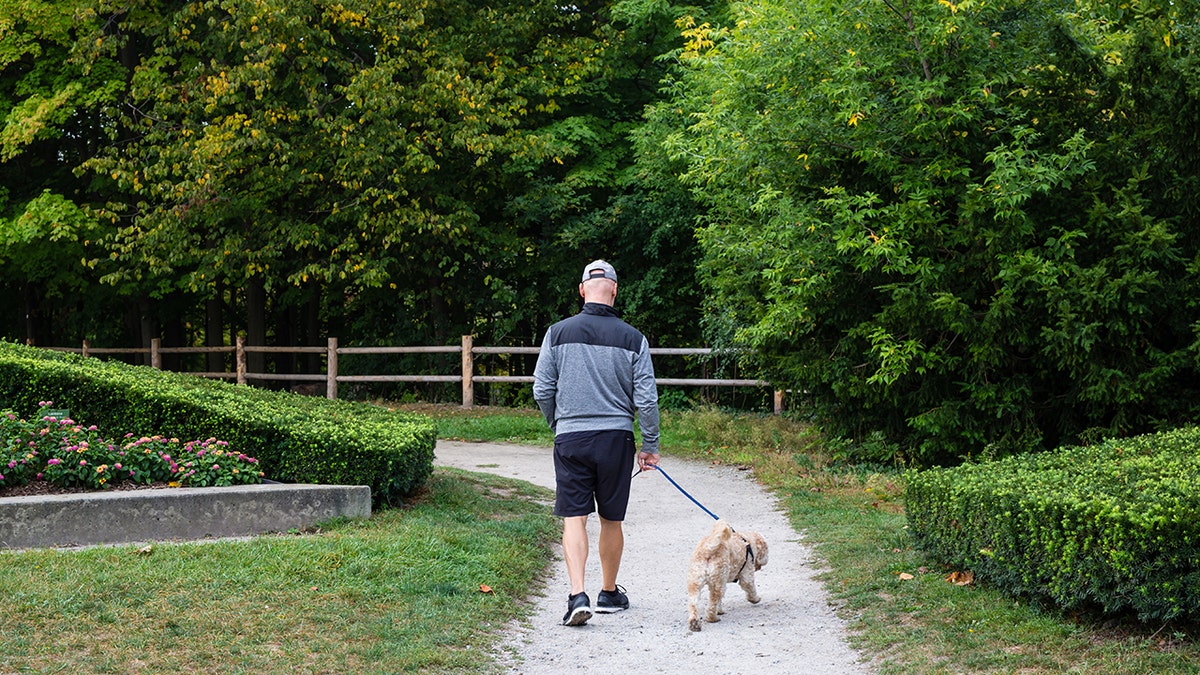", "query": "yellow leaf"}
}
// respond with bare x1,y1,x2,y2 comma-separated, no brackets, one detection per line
898,572,914,581
945,570,974,586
